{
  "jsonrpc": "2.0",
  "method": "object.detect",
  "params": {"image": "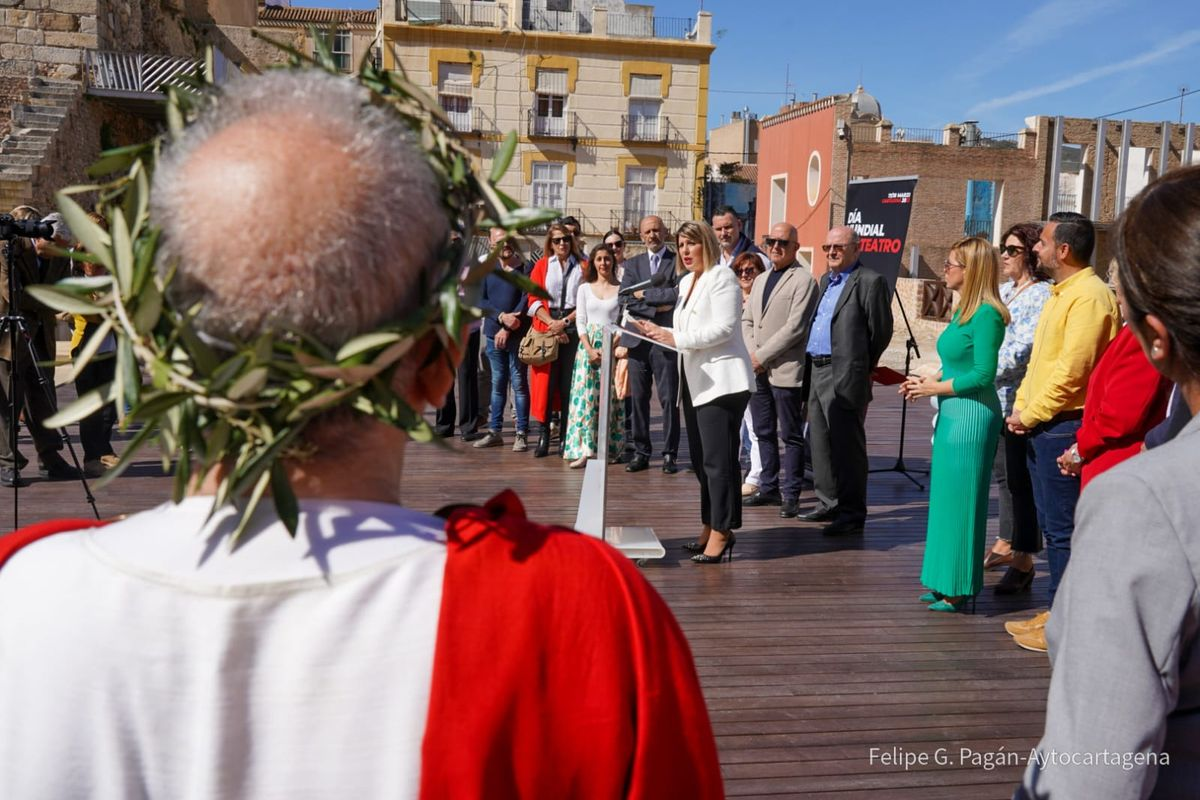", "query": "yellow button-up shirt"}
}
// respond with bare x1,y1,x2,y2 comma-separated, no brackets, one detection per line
1014,267,1120,428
